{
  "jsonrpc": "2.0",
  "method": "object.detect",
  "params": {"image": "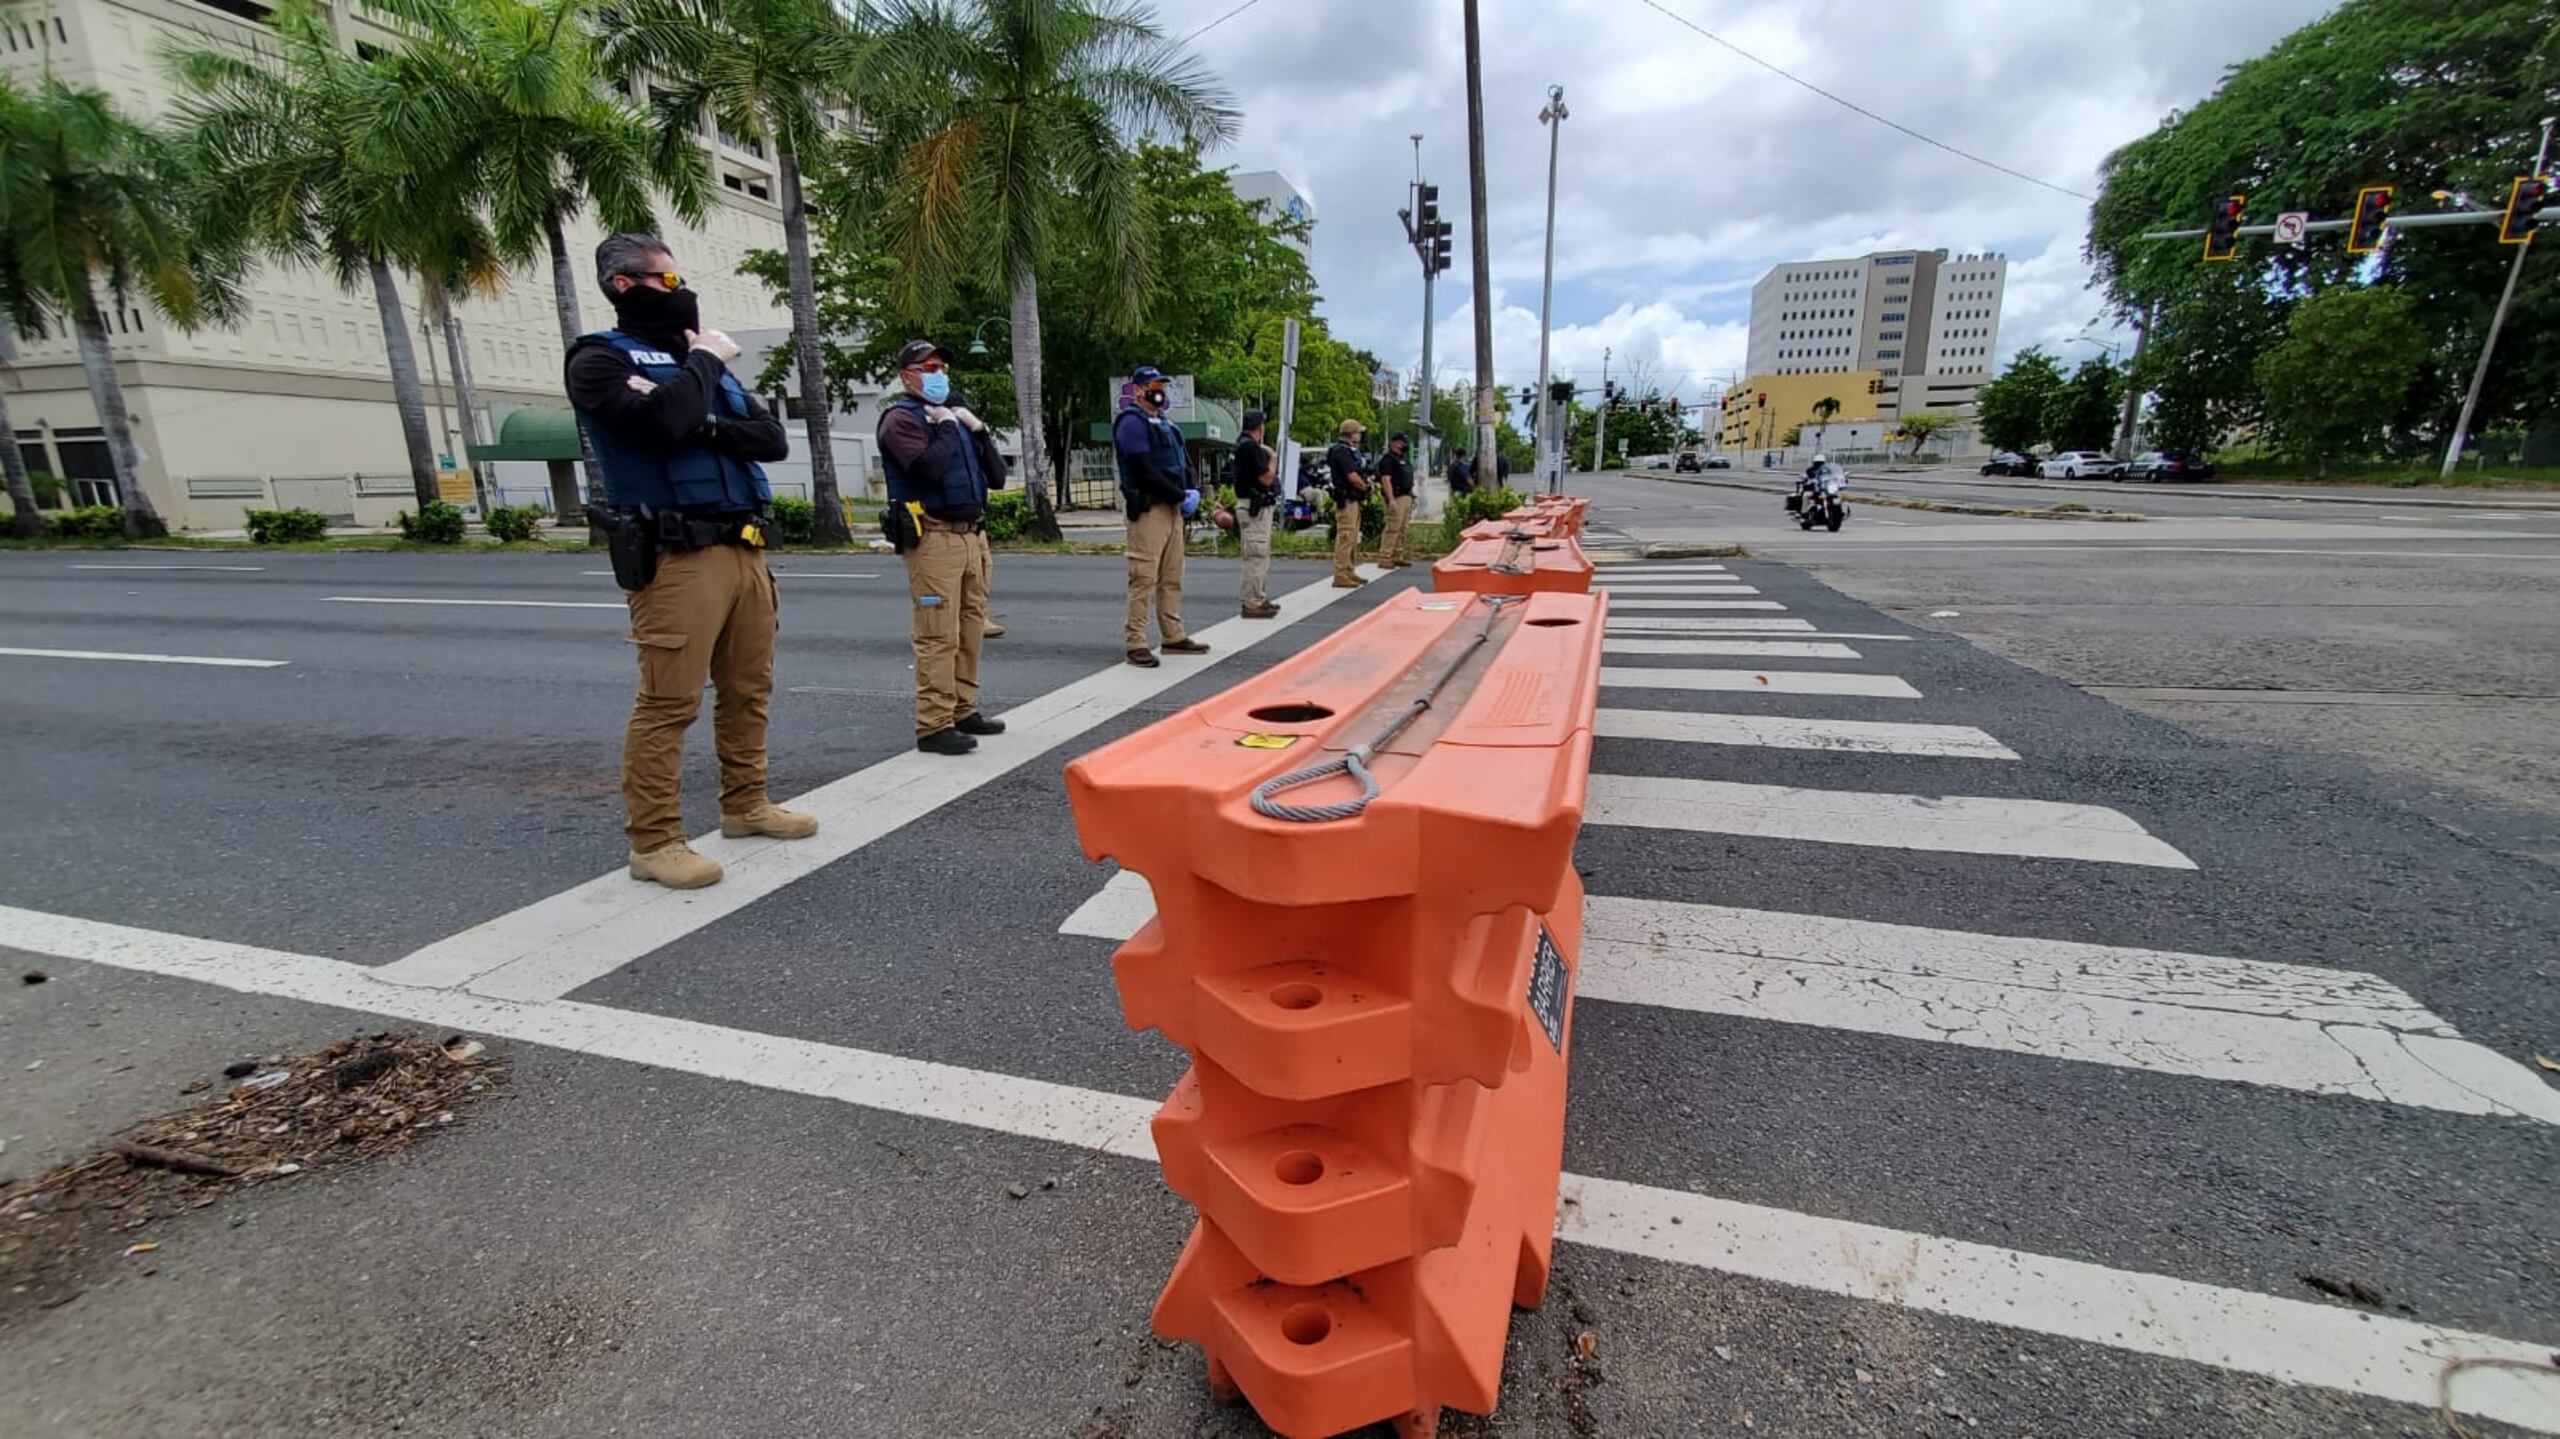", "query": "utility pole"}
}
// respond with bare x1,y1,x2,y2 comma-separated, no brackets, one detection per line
1534,85,1568,494
2443,114,2555,479
1412,134,1435,512
2114,297,2156,459
1590,347,1611,476
1462,0,1498,479
1400,138,1452,513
